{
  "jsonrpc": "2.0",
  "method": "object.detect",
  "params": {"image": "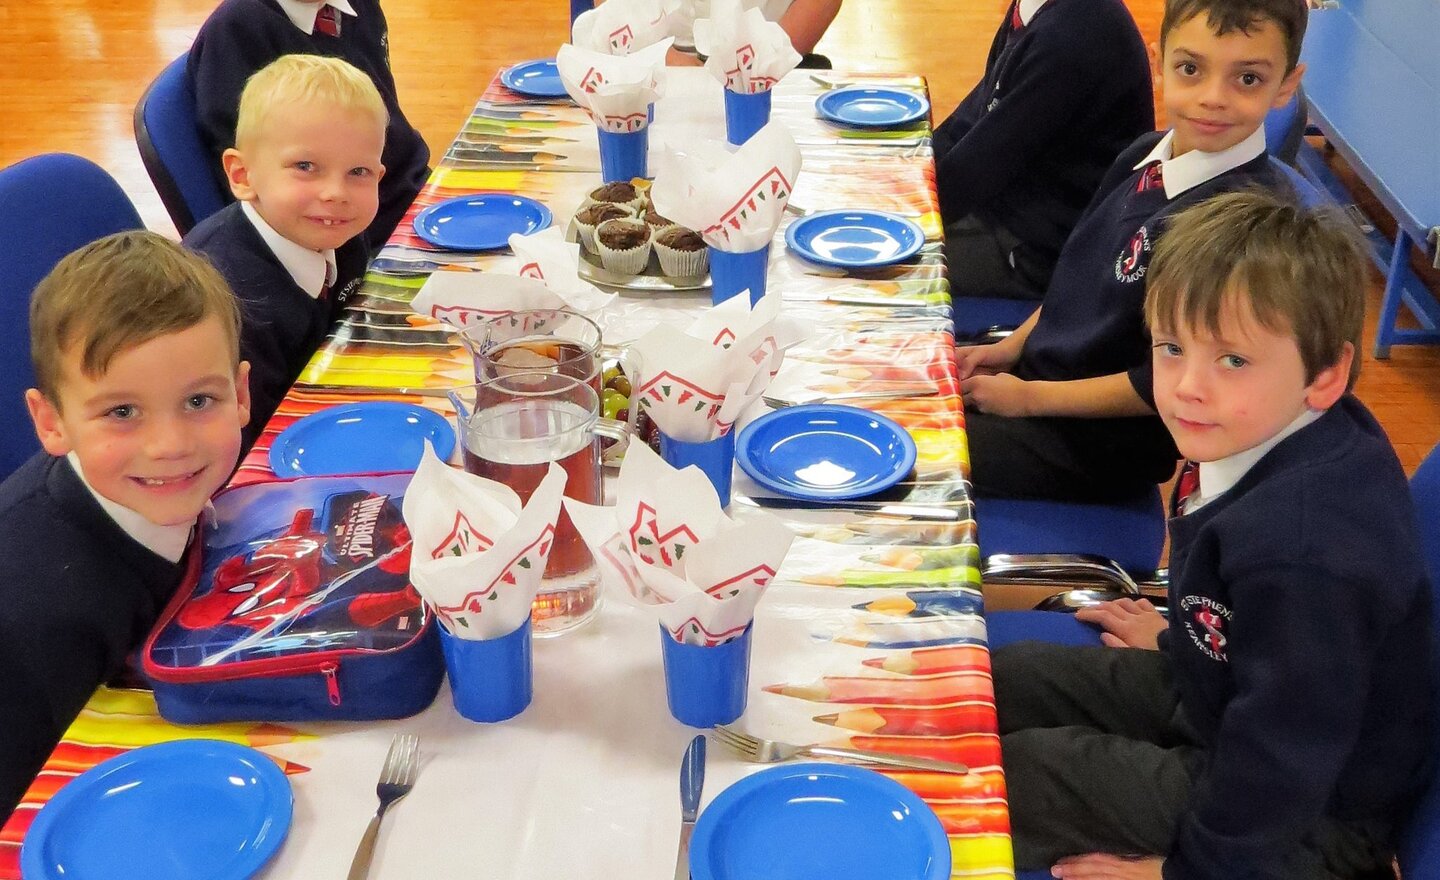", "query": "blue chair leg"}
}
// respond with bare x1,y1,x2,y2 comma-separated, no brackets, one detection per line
1373,229,1413,359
